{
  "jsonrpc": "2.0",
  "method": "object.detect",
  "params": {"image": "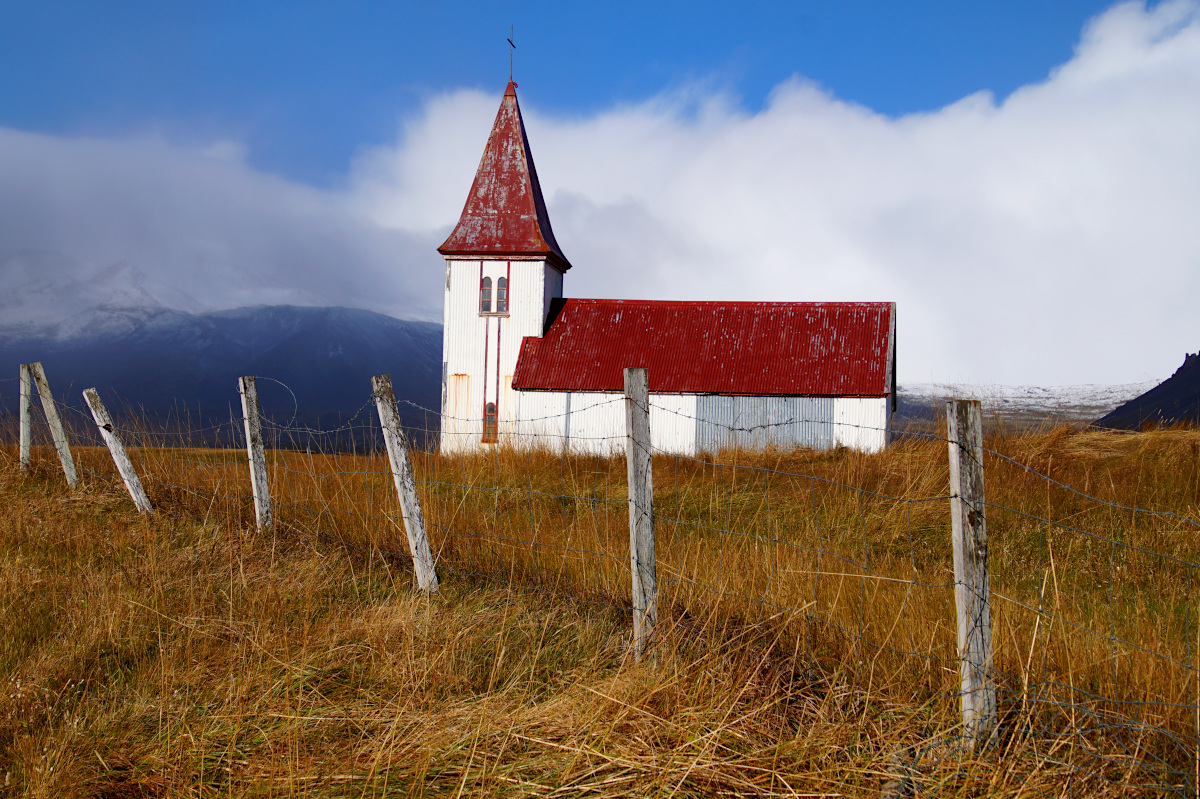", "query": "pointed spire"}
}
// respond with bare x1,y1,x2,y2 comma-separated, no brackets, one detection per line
438,81,572,271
